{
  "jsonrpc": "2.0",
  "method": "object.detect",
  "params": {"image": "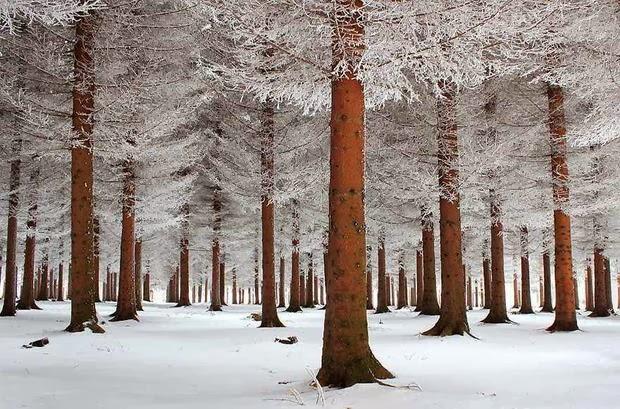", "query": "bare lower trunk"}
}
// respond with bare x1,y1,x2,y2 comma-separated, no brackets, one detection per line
414,248,424,311
278,257,285,307
519,227,534,314
93,217,101,302
541,250,553,312
546,83,577,332
177,205,191,307
209,189,222,312
303,253,315,308
134,239,143,310
285,216,302,312
57,261,64,302
366,246,373,309
585,263,593,311
590,247,610,317
419,210,440,315
375,236,390,313
397,251,407,309
423,80,469,336
482,253,491,309
17,166,39,310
